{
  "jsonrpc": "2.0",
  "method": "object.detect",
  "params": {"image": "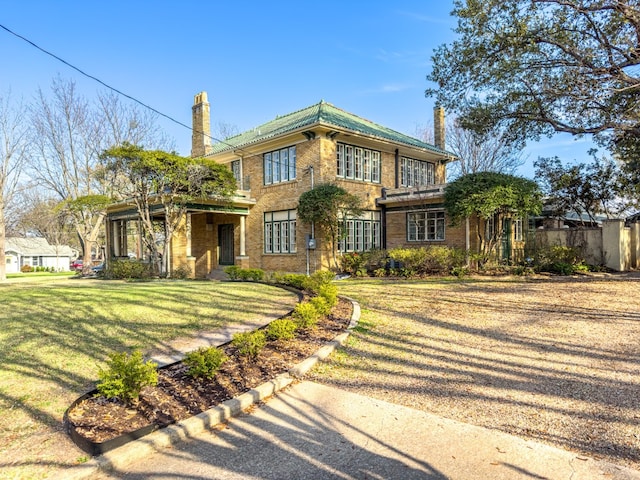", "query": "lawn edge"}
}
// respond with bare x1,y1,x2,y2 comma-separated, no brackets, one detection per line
53,296,360,480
